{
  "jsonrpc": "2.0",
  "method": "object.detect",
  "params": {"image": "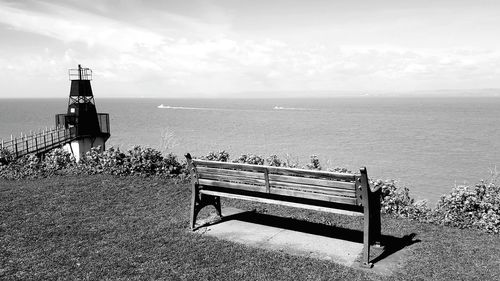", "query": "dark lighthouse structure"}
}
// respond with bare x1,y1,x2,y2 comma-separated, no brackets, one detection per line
56,65,110,161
